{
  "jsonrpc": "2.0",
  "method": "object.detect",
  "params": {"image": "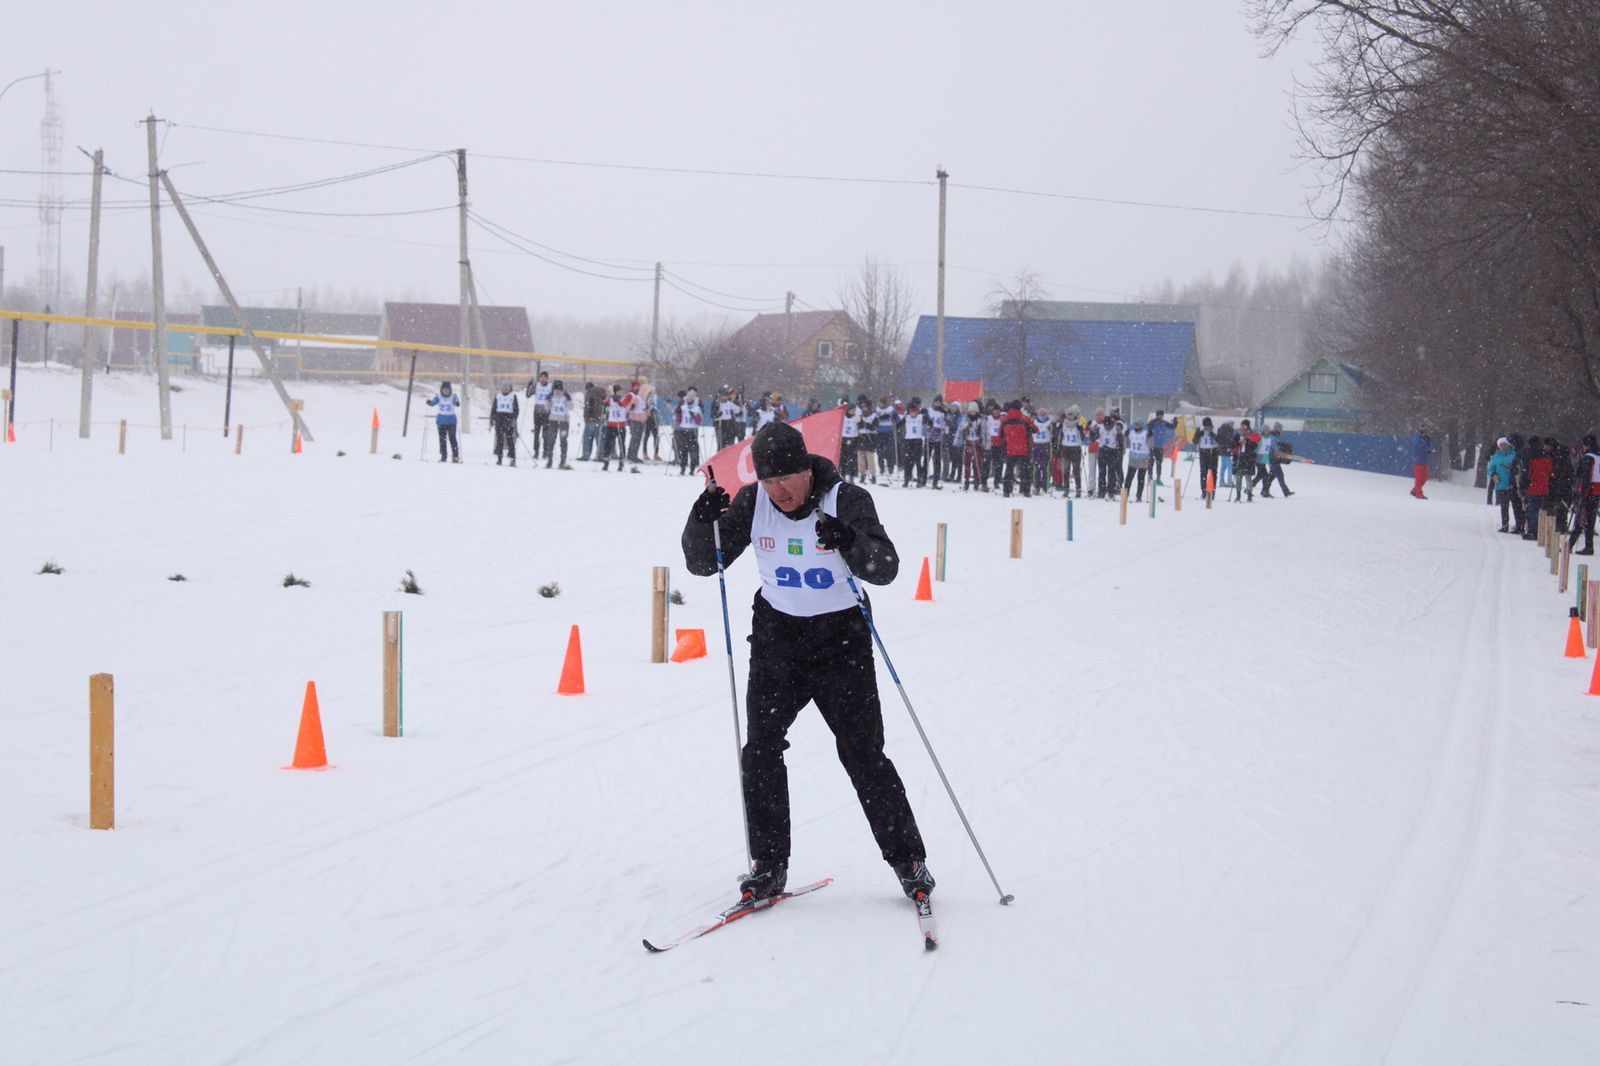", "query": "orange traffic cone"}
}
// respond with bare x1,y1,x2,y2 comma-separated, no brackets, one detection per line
670,628,708,663
914,557,933,602
1566,608,1587,658
557,625,585,694
285,681,331,770
293,432,303,454
1587,650,1600,695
